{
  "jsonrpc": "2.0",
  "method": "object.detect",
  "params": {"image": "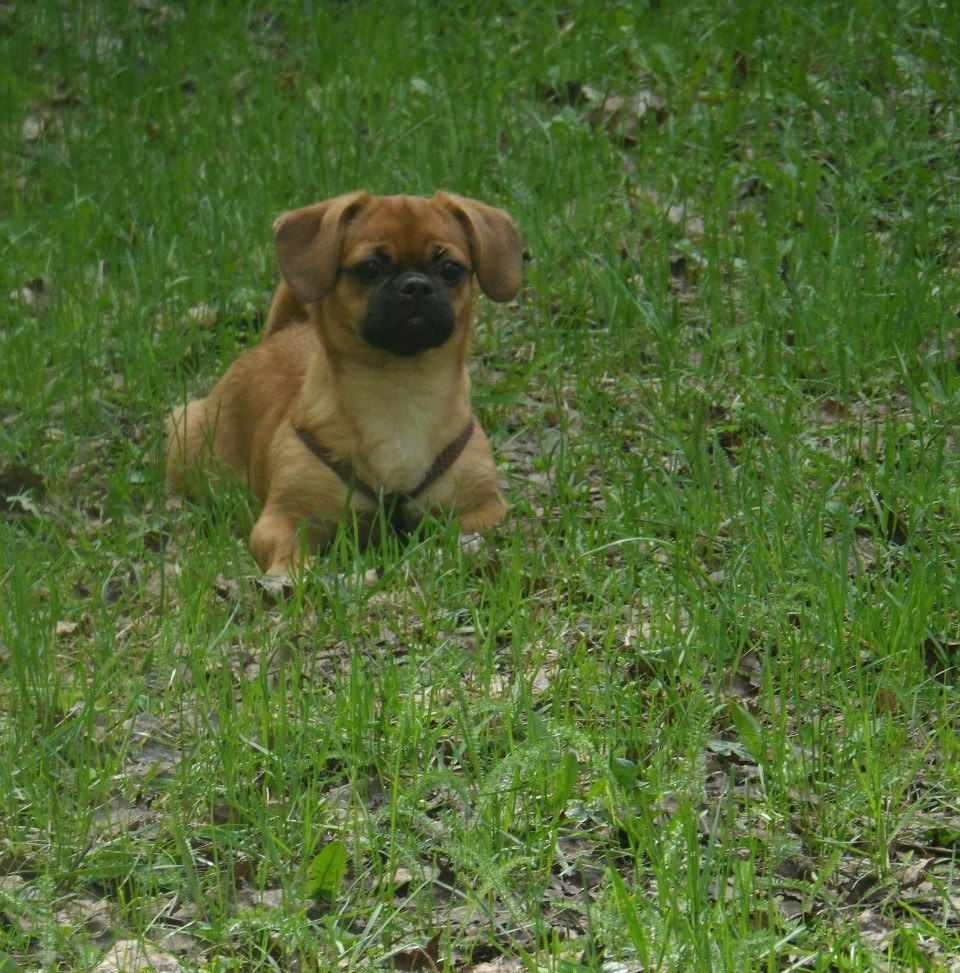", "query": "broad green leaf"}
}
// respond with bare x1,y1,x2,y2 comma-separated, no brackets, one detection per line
0,952,24,973
610,755,640,791
306,840,348,902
